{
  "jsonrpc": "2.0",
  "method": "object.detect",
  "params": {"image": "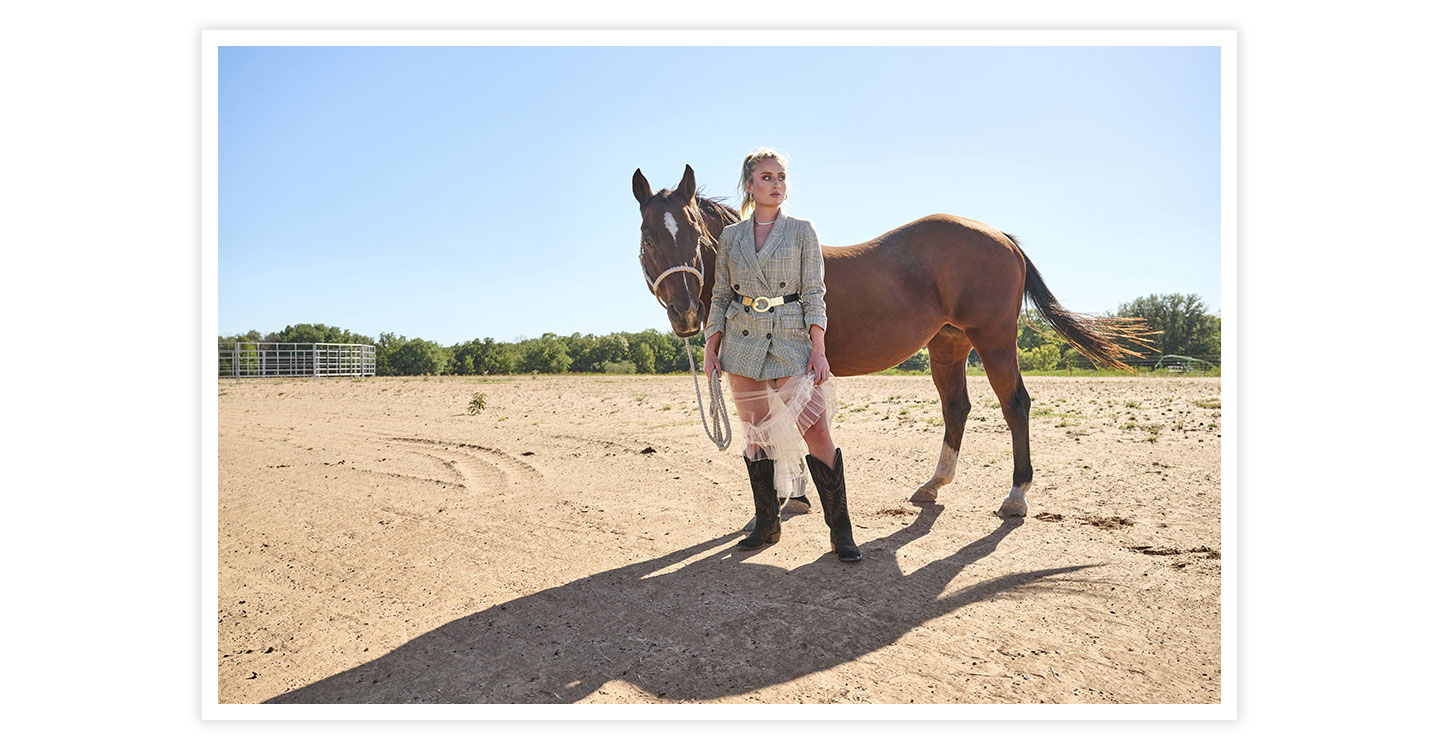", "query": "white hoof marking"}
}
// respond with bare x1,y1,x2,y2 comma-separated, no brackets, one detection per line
919,443,959,497
997,482,1031,517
